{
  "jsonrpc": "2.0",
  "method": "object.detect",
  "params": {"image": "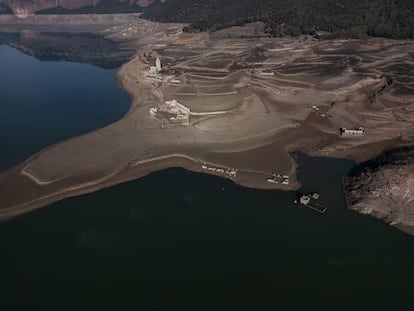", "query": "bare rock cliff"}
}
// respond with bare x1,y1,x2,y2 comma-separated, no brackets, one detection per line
343,146,414,236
